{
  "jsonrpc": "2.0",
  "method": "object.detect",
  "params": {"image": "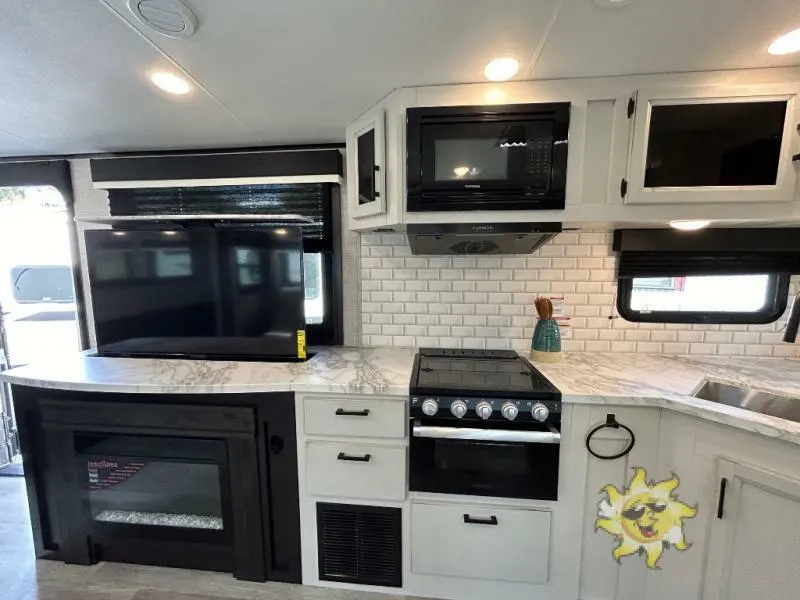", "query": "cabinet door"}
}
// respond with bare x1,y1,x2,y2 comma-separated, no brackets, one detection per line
411,502,551,584
704,459,800,600
346,107,386,219
625,85,800,205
